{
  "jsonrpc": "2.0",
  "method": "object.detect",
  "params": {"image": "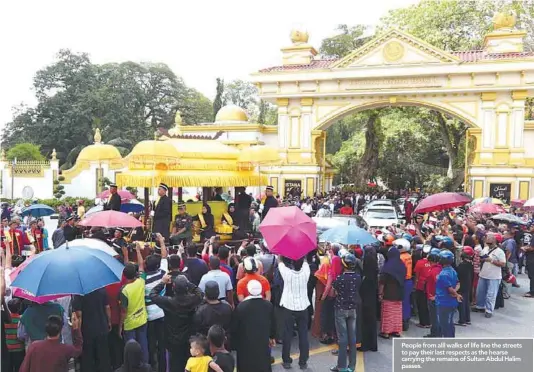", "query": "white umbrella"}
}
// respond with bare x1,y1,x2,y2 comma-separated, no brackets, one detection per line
85,205,104,217
524,197,534,208
58,238,117,257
